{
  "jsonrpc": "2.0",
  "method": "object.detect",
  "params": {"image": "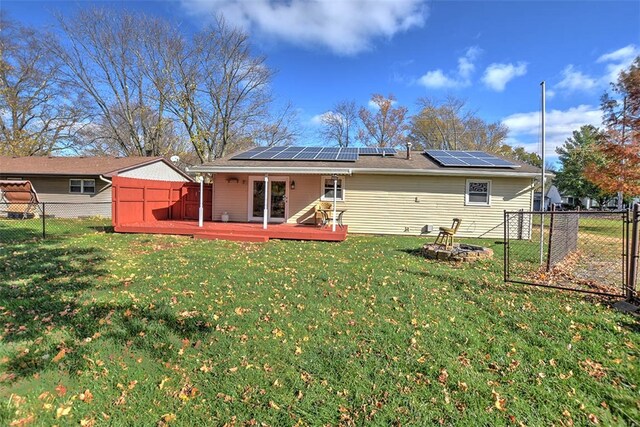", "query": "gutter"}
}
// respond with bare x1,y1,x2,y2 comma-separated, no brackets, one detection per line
352,168,545,178
186,166,354,175
187,165,542,178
